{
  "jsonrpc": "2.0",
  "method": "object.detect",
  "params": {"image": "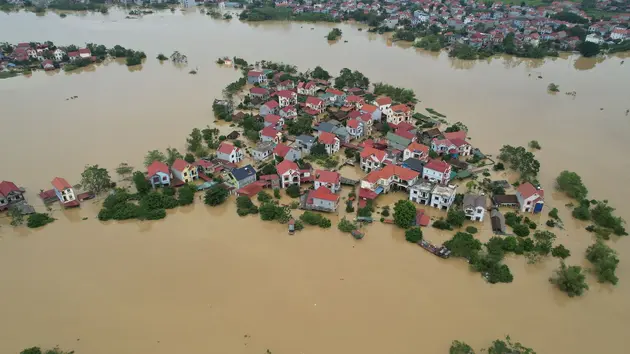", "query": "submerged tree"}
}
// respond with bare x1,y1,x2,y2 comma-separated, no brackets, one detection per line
80,164,112,195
